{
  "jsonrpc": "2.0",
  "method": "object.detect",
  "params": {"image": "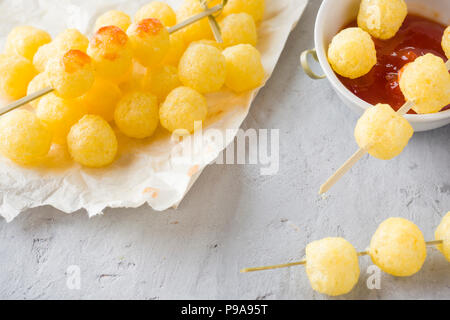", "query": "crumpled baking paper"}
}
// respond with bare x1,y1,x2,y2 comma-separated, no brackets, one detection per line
0,0,308,222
